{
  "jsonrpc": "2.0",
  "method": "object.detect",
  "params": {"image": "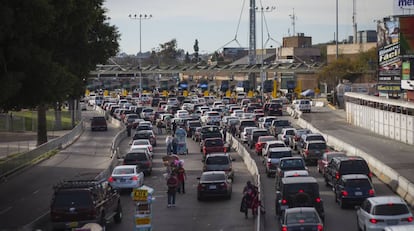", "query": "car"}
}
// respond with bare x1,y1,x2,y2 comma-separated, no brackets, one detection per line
185,120,202,137
123,149,153,175
267,103,283,116
275,157,308,190
356,196,413,231
383,224,414,231
236,119,257,137
280,207,324,231
80,101,87,111
130,139,153,156
192,127,202,142
297,133,326,152
175,109,190,118
275,176,325,220
201,111,221,125
50,179,122,230
248,128,269,149
240,126,257,144
202,137,226,157
269,119,291,136
254,135,277,155
203,153,235,179
264,147,292,177
278,127,297,145
300,140,328,165
108,165,145,190
334,174,375,209
151,97,161,107
292,99,311,113
90,116,108,131
197,171,232,200
133,130,157,146
324,156,372,188
262,140,287,158
317,151,347,176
